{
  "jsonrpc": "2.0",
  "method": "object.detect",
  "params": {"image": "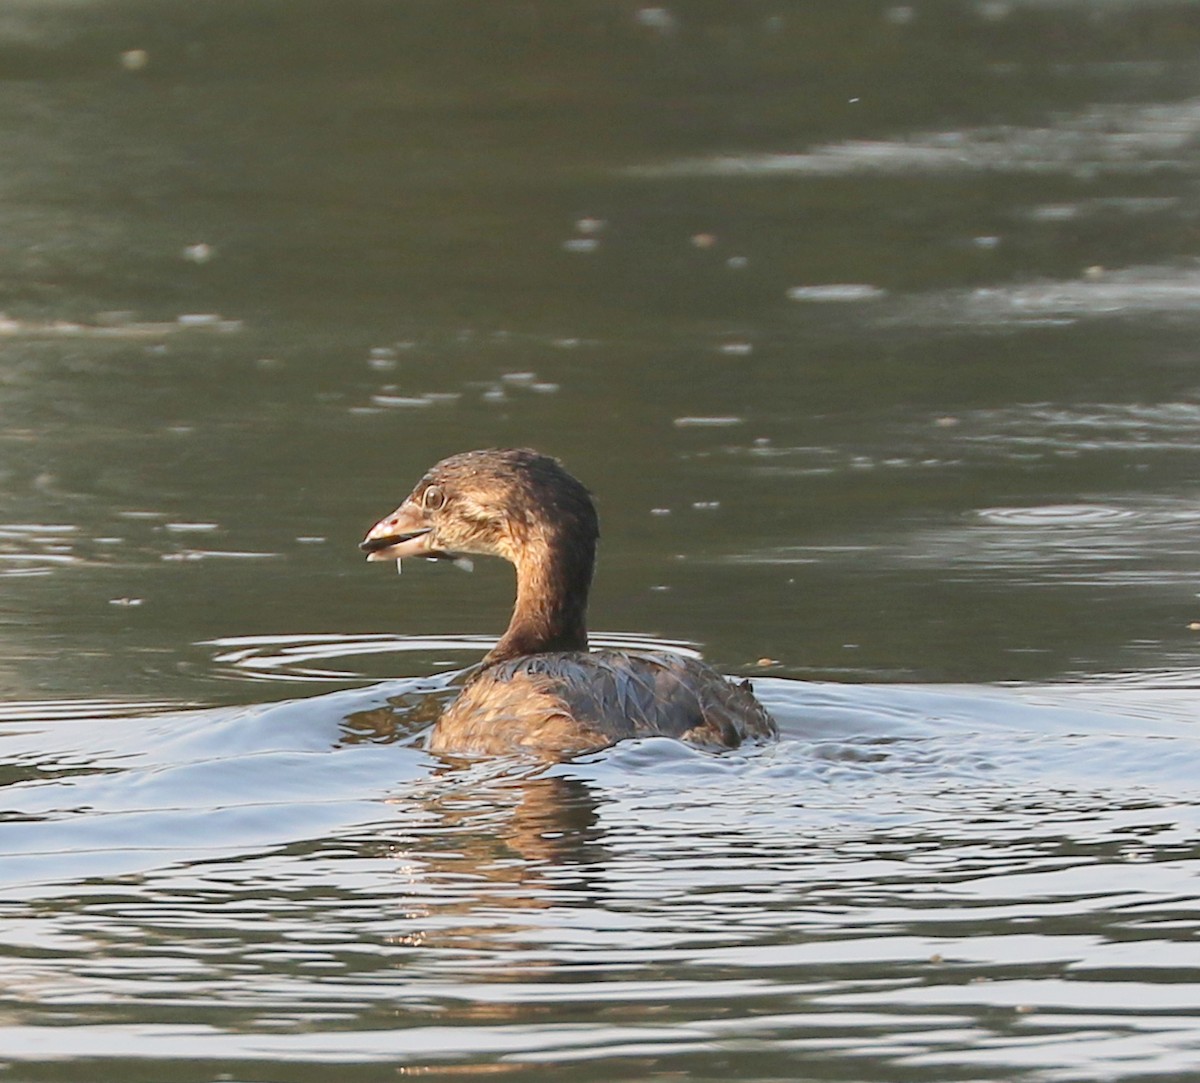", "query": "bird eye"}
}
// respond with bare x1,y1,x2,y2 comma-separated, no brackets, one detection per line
422,485,445,511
